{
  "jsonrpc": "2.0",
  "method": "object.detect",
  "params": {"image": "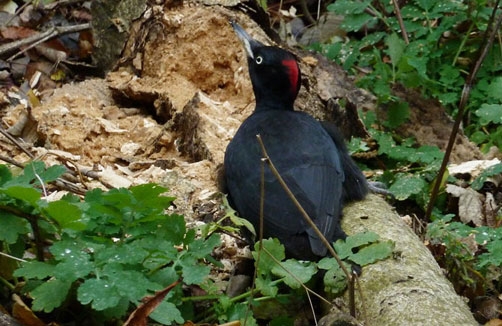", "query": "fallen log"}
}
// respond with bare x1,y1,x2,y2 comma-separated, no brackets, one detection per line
327,194,478,325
